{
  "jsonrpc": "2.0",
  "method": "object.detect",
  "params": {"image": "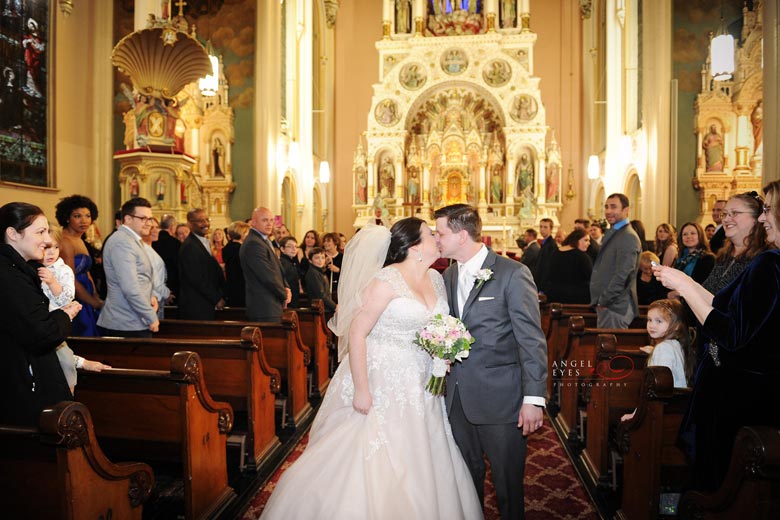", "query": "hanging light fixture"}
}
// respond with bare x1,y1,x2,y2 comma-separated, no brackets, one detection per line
199,45,219,97
710,3,734,81
319,161,331,183
587,155,600,180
